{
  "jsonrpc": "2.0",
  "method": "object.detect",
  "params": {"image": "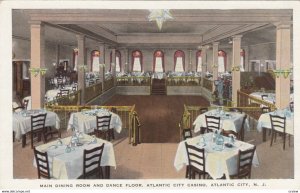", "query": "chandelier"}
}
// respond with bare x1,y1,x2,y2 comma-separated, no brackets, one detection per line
148,9,173,31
